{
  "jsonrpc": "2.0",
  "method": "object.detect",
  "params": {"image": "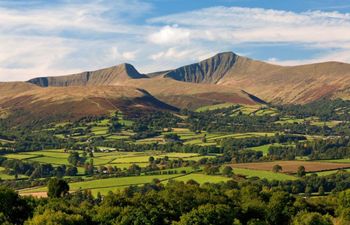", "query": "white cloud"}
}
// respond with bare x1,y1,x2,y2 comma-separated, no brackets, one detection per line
0,1,149,35
151,47,192,60
148,7,350,47
147,25,191,45
0,0,151,81
110,47,138,61
122,51,137,61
